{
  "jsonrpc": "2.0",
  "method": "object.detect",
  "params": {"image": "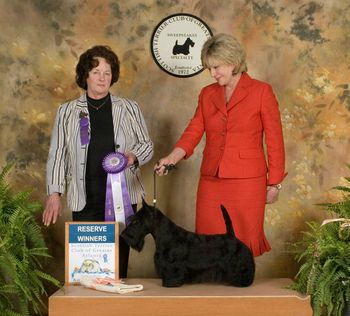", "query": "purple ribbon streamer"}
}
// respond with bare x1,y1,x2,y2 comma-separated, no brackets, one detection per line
102,152,134,225
79,116,89,145
120,172,134,225
105,173,115,221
